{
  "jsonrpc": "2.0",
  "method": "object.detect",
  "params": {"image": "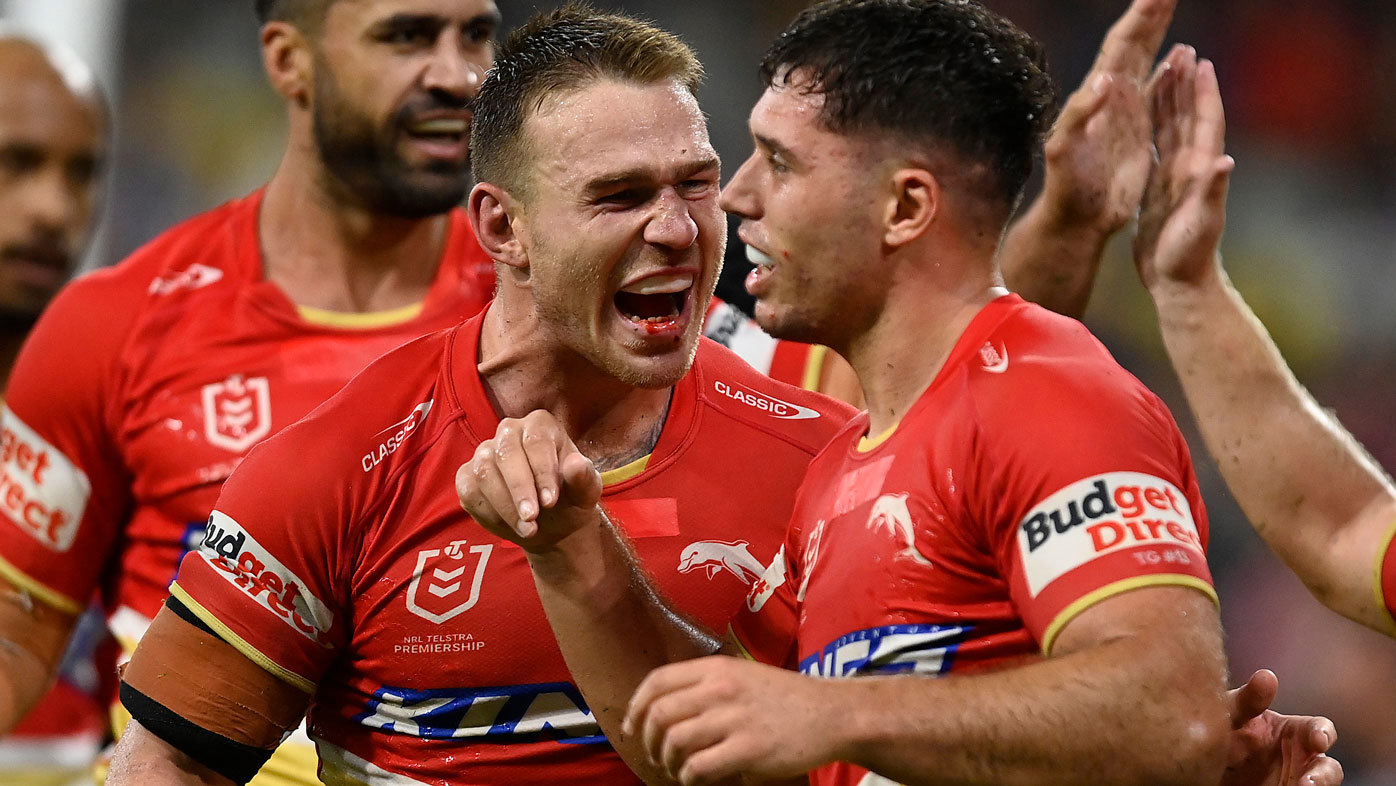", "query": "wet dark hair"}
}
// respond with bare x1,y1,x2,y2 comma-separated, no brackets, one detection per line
762,0,1057,220
254,0,330,29
471,3,703,196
